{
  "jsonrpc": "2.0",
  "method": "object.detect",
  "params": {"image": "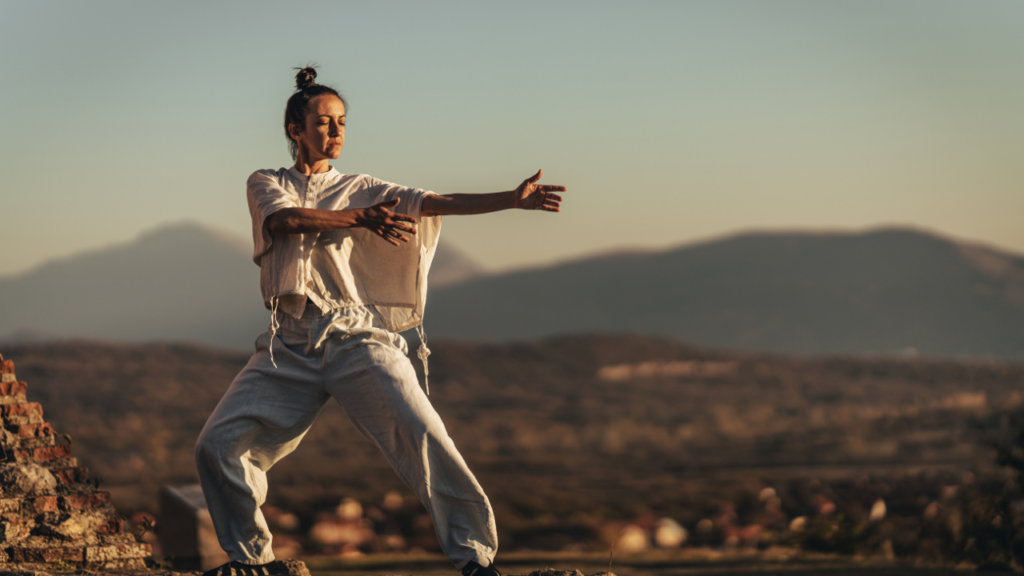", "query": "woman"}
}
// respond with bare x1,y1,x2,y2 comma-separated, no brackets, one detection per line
195,67,565,576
